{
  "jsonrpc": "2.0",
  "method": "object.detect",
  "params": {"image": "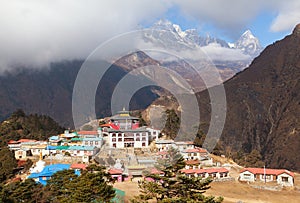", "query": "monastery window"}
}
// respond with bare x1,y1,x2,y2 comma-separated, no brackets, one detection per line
118,138,122,141
142,142,146,147
112,133,116,137
95,141,98,145
112,138,116,142
282,177,289,182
